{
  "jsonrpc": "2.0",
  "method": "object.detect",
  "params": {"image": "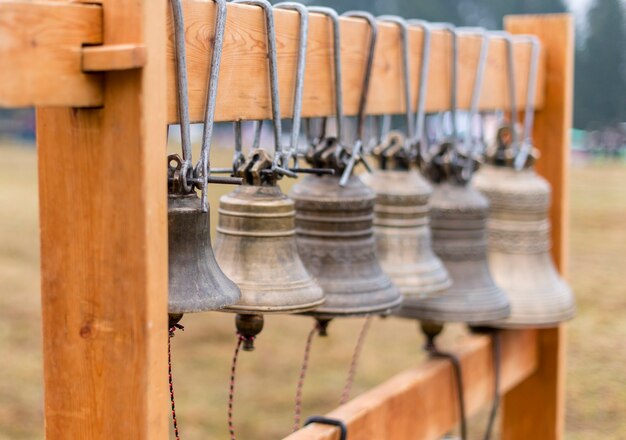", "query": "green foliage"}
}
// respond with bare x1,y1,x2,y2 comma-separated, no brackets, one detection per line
574,0,626,128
